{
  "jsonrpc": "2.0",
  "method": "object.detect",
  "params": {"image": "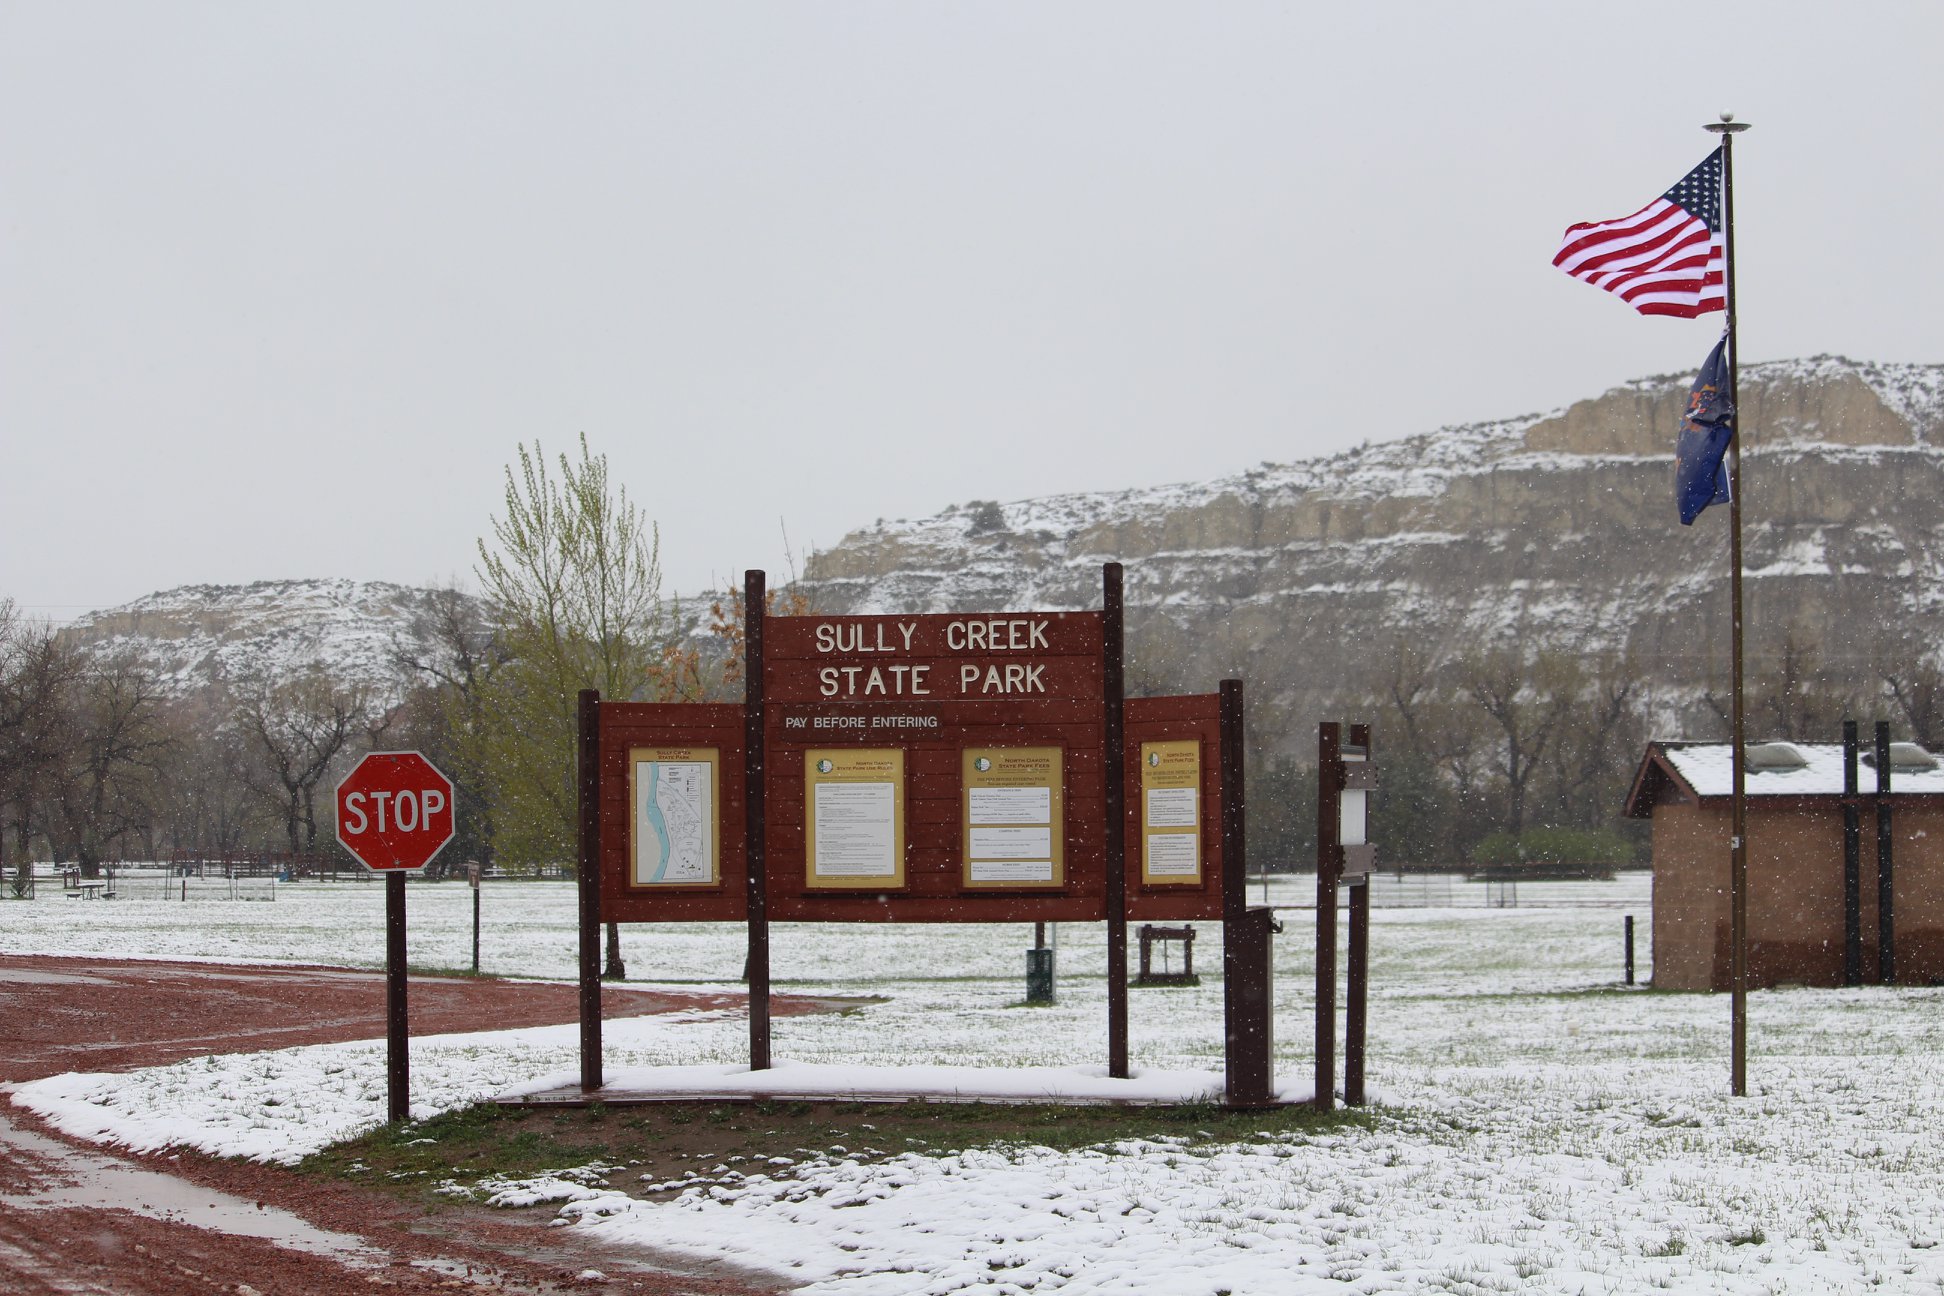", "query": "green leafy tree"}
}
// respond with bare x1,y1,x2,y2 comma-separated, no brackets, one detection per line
473,435,681,977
